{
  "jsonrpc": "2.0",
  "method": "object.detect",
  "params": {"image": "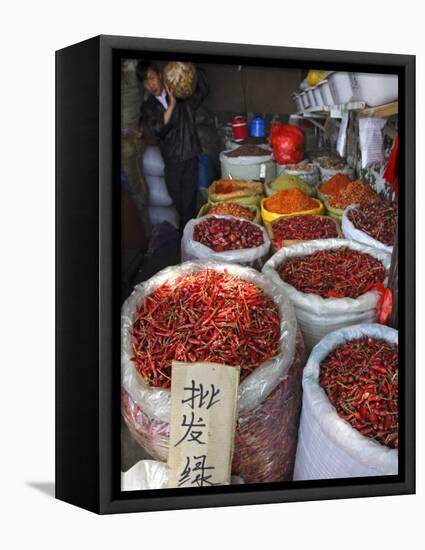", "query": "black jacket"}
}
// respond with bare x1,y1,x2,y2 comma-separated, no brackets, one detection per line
140,68,209,162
